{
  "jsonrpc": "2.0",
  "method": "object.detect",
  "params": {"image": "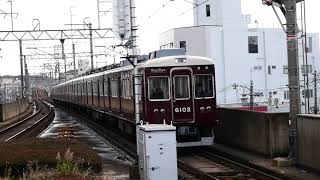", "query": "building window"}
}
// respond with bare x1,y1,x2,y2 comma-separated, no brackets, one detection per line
301,65,312,74
206,5,211,17
248,36,258,53
179,41,186,52
272,66,276,69
273,91,277,95
269,92,272,98
160,42,174,49
268,66,271,75
302,89,313,98
253,66,262,71
307,37,313,53
284,91,289,100
283,65,288,74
